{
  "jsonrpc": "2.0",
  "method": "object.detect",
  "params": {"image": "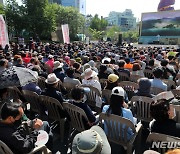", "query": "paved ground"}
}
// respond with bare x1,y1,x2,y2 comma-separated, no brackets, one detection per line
133,43,179,49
